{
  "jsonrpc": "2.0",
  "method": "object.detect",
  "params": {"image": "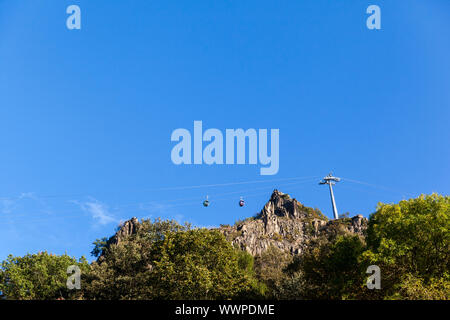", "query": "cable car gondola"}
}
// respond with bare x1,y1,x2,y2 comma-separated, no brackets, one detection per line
203,195,210,207
239,197,245,207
